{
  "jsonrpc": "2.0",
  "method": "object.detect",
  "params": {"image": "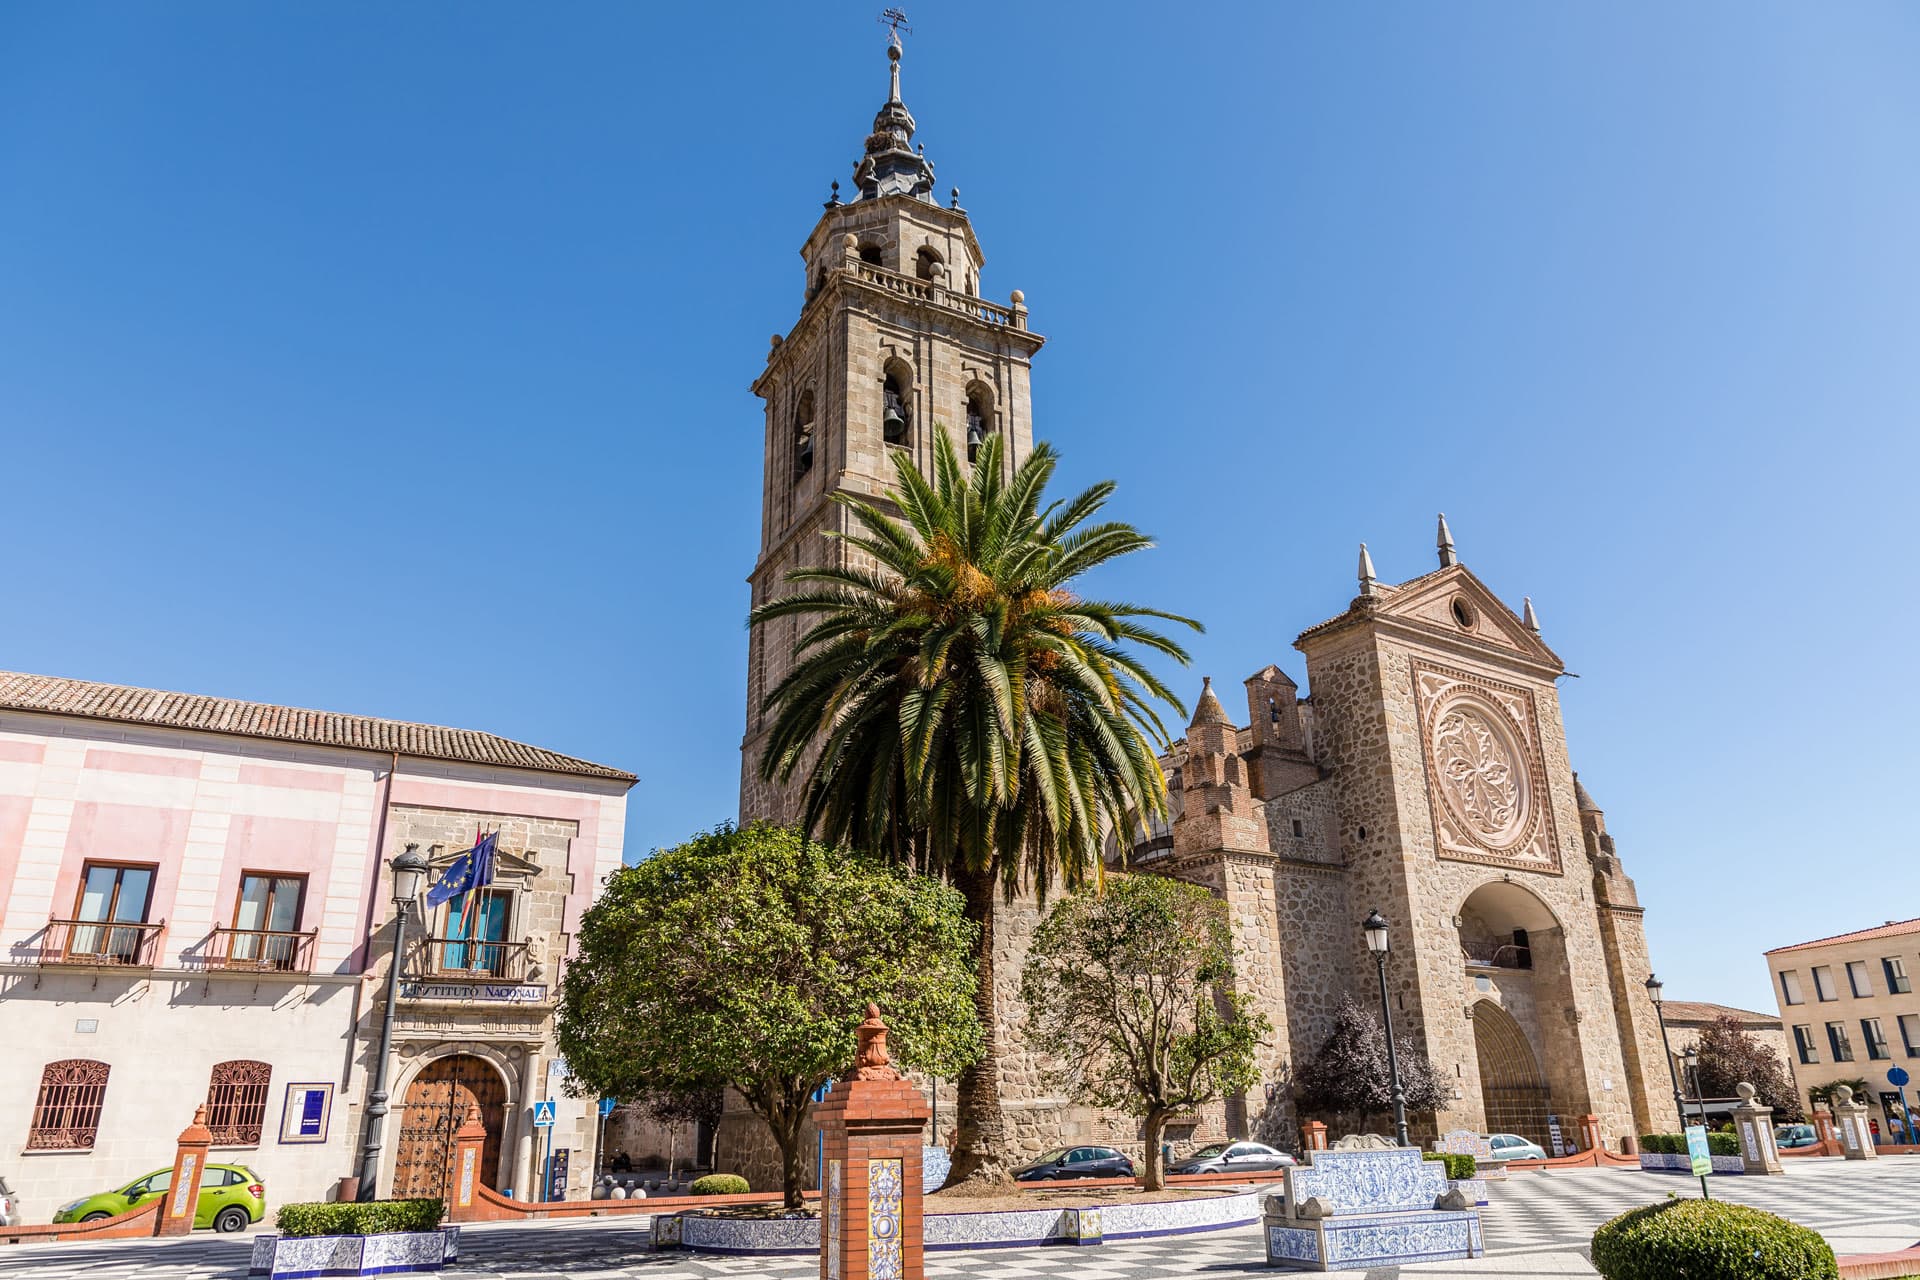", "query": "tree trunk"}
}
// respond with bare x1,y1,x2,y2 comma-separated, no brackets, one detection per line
945,867,1011,1187
763,1098,810,1209
1142,1107,1169,1191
